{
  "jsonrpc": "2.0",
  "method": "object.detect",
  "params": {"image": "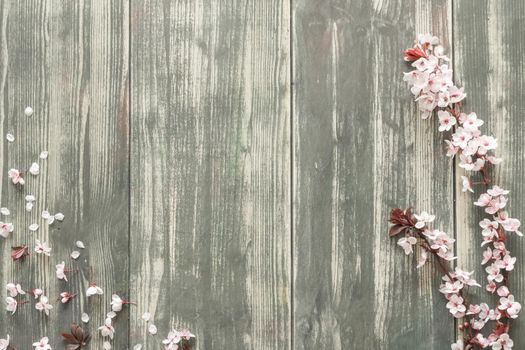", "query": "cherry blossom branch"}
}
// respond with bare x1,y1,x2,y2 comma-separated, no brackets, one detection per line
390,34,523,350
